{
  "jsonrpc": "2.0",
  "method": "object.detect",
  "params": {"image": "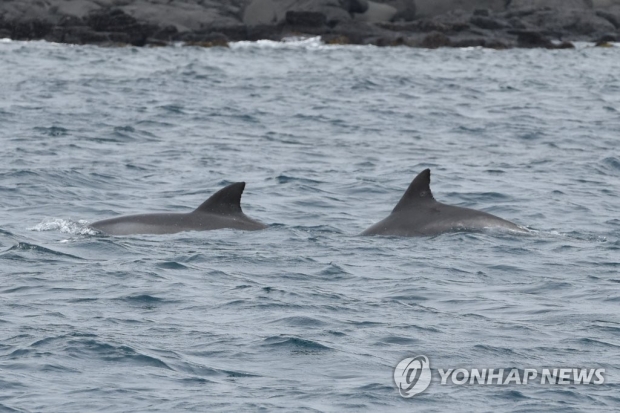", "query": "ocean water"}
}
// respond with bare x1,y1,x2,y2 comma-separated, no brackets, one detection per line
1,38,619,412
